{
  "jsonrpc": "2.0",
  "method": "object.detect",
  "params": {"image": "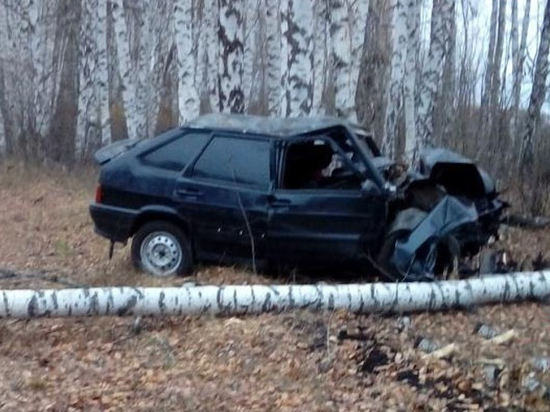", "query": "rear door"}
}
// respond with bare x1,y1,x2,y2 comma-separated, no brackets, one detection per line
267,137,387,265
174,134,272,263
